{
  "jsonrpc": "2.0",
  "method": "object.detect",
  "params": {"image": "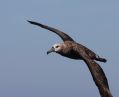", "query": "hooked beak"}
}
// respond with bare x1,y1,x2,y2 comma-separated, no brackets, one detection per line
47,47,55,55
